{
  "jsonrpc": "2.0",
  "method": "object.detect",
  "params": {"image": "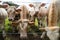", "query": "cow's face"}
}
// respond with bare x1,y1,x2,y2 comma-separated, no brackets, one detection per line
28,3,41,16
34,4,41,13
7,6,16,21
28,4,35,16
